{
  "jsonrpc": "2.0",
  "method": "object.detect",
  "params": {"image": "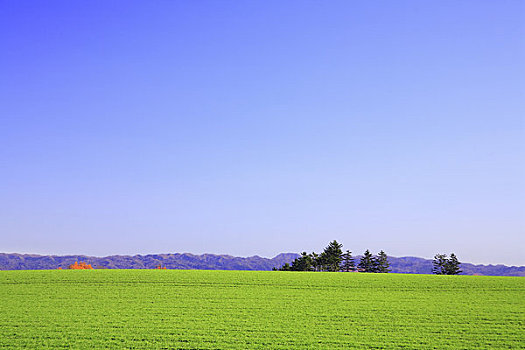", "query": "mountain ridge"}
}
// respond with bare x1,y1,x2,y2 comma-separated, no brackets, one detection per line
0,252,523,276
